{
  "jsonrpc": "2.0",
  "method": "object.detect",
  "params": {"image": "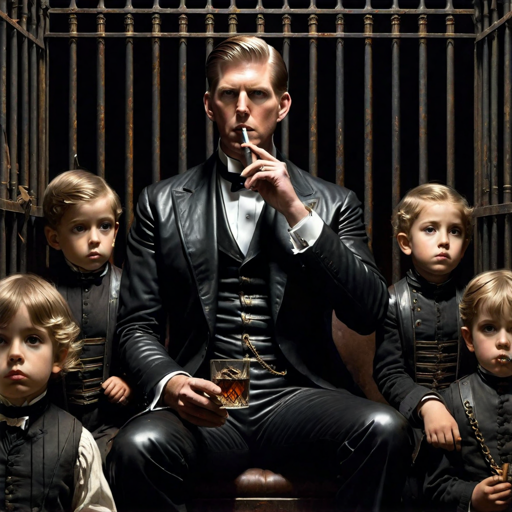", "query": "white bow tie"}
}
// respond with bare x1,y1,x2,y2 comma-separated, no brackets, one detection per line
0,413,29,430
